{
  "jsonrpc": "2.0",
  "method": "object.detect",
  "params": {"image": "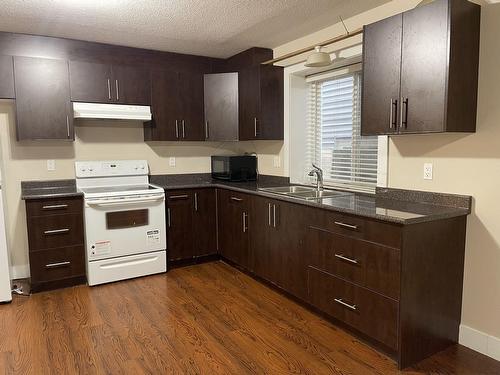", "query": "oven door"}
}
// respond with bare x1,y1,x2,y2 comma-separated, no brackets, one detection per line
84,193,166,261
